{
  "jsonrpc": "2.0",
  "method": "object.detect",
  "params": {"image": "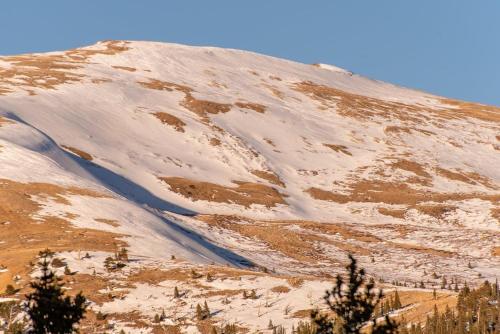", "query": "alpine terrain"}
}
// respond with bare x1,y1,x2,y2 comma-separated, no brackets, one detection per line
0,40,498,333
